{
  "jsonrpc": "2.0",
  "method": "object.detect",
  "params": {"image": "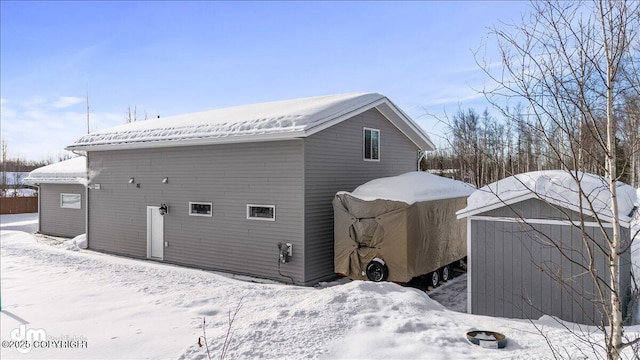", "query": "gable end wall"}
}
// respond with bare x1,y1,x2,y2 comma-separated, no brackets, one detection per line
469,199,632,325
39,183,86,238
303,108,420,284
